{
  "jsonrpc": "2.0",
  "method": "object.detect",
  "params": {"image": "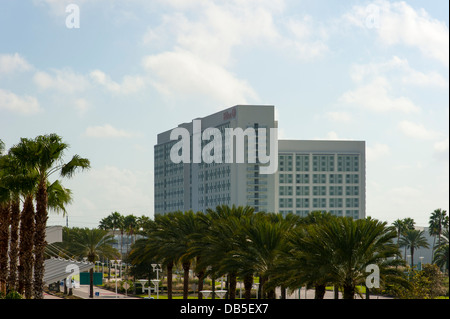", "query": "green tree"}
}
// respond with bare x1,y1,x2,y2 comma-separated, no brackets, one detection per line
9,134,90,299
63,227,118,298
399,229,430,268
433,228,449,274
99,212,125,258
290,217,405,299
429,209,449,255
202,205,255,299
